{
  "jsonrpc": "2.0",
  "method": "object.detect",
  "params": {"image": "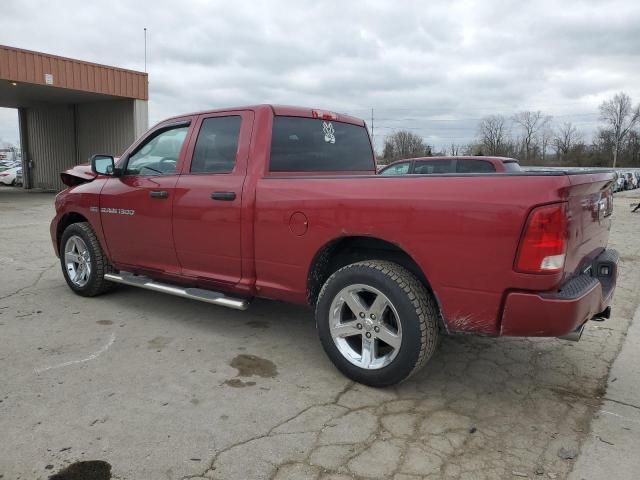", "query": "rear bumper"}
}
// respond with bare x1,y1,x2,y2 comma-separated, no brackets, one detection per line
500,249,618,337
